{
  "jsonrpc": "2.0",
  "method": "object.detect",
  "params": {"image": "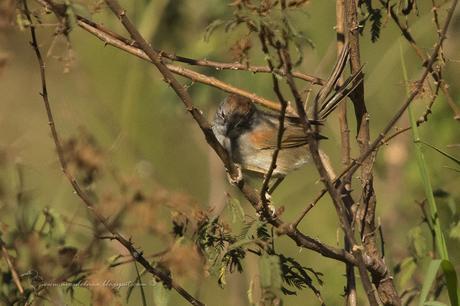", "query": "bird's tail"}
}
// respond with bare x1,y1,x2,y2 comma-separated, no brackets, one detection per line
314,43,364,120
